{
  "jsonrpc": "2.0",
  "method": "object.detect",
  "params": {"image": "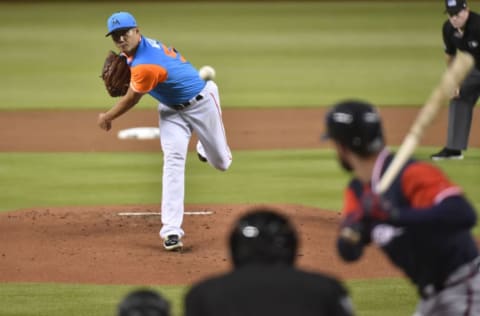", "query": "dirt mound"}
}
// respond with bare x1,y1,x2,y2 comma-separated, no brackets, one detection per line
0,204,401,285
